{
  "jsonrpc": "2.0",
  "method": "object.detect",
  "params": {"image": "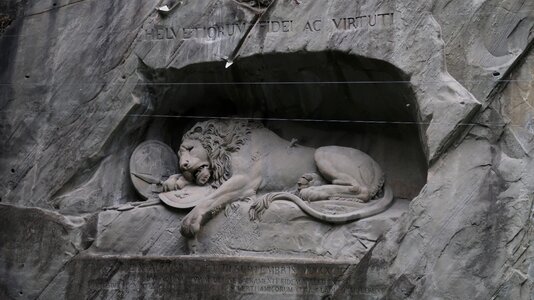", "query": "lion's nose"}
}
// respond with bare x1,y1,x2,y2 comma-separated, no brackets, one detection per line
180,161,190,170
